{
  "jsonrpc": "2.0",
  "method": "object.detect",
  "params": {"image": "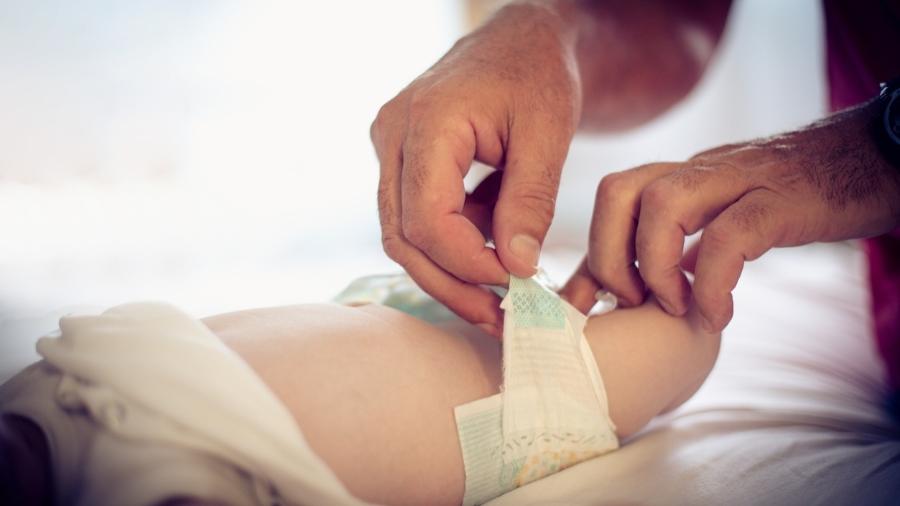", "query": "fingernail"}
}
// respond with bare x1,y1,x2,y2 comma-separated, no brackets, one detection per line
509,234,541,270
476,323,499,337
